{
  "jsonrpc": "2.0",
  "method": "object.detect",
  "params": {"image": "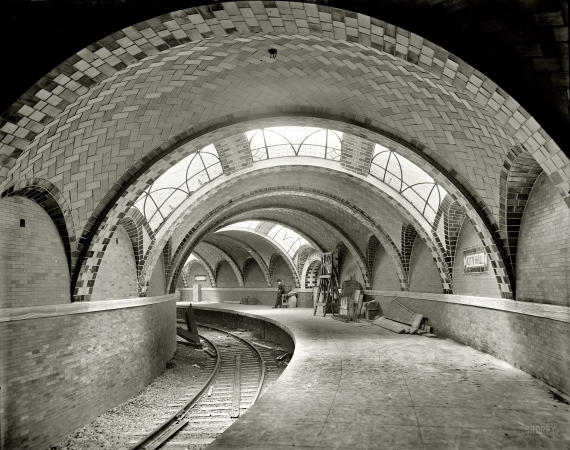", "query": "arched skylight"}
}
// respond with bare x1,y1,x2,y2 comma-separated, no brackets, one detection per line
134,144,223,230
268,225,310,257
245,127,343,161
370,144,447,224
217,221,260,232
